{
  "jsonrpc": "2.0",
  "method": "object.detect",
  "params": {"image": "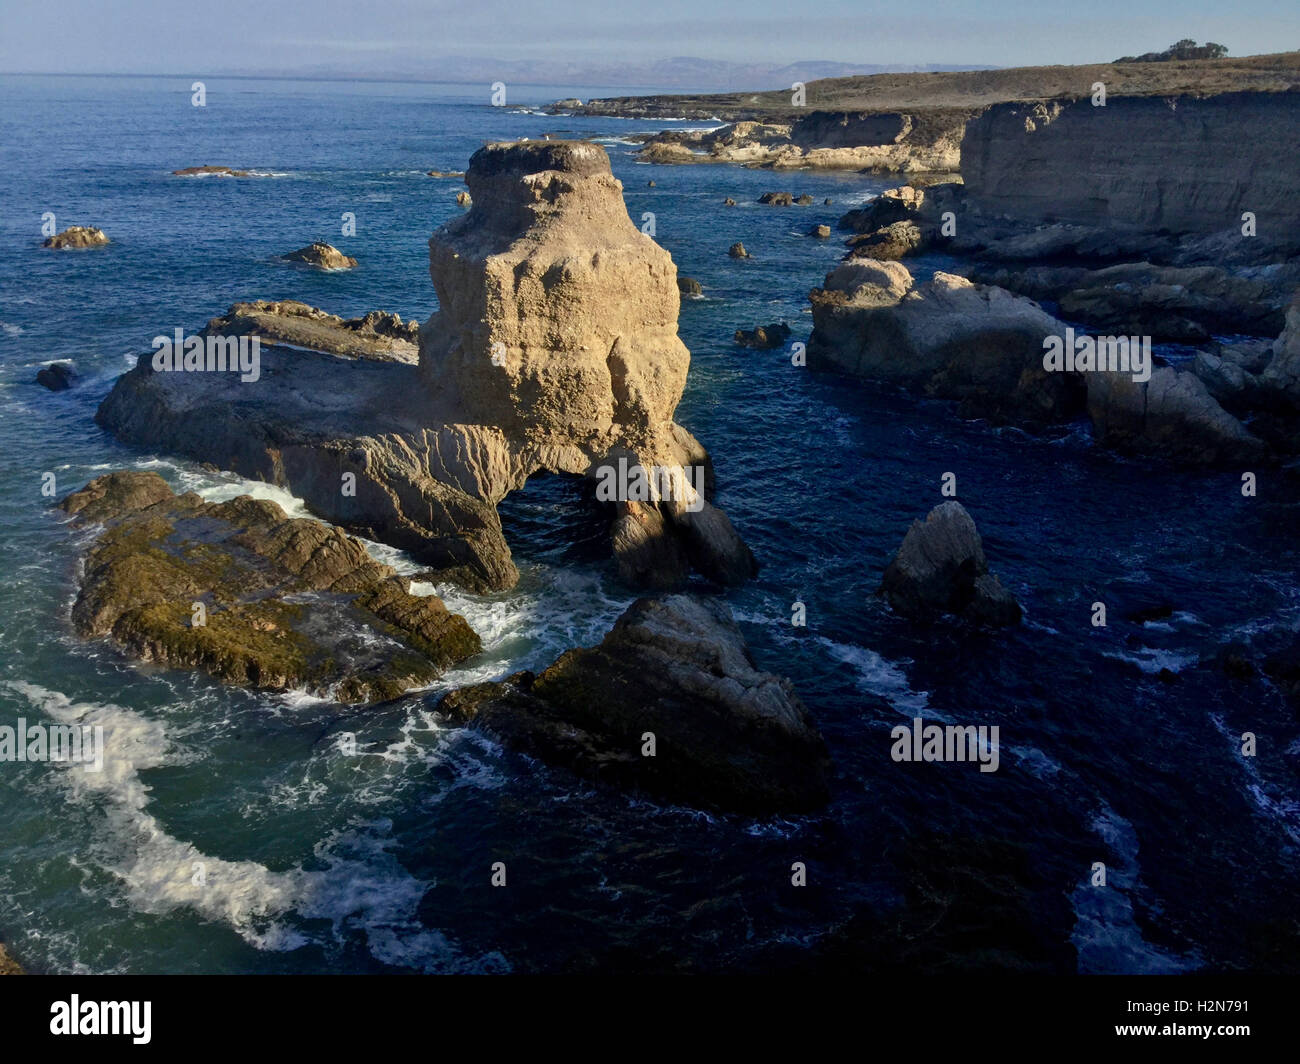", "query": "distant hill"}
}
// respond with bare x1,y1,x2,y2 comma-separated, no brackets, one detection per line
562,50,1300,118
